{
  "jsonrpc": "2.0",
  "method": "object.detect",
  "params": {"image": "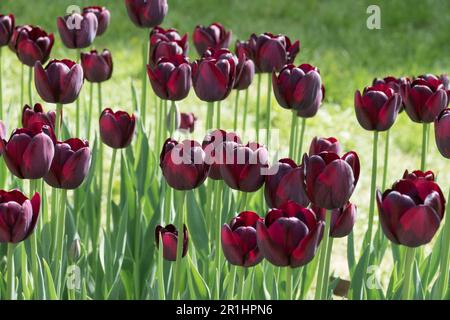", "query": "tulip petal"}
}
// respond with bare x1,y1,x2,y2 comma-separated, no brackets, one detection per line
61,147,91,189
22,133,54,179
291,221,324,267
256,221,289,266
